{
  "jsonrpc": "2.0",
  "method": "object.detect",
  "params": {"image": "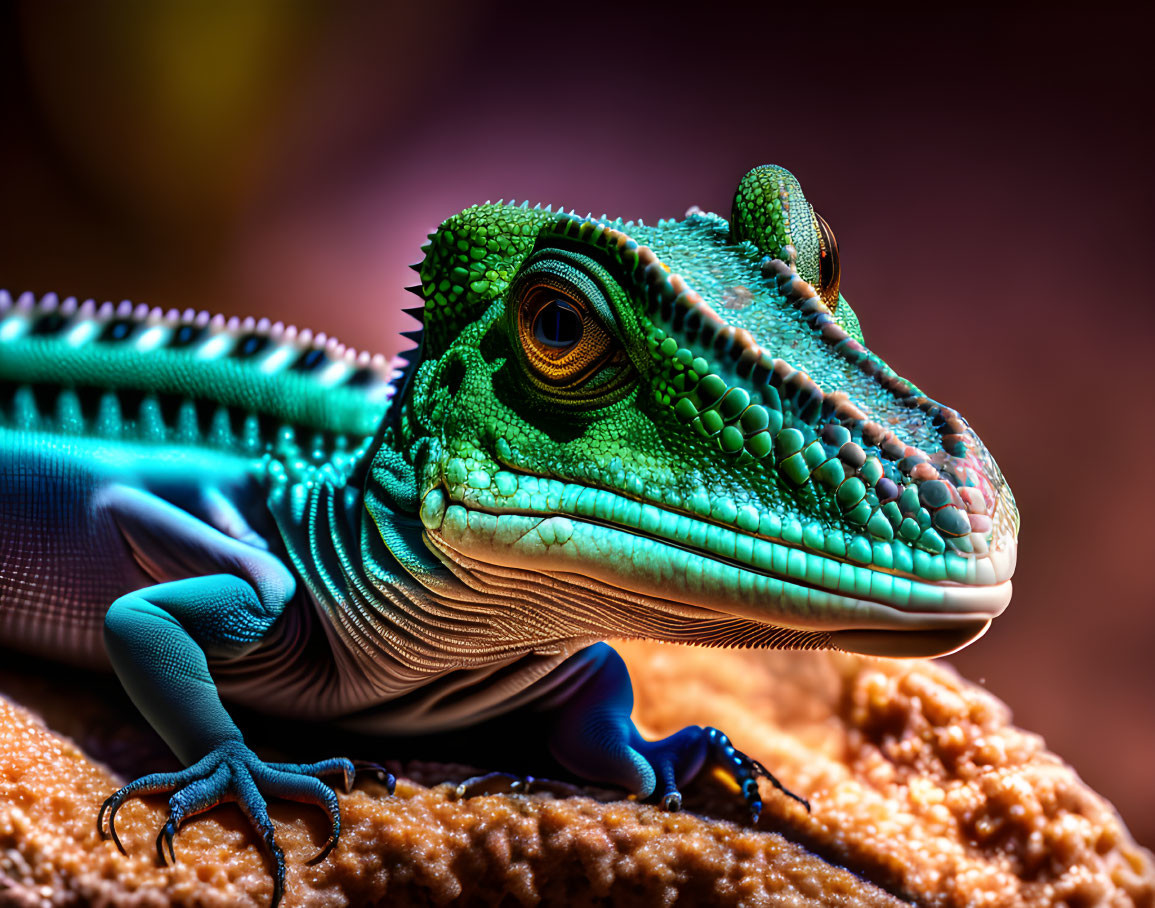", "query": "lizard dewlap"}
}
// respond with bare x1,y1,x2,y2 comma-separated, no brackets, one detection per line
0,164,1018,906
